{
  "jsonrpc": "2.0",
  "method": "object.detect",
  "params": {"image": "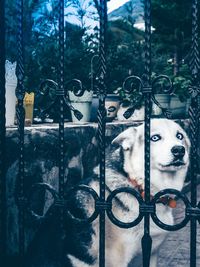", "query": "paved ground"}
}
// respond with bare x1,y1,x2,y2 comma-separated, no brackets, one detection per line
128,184,200,267
157,184,200,267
